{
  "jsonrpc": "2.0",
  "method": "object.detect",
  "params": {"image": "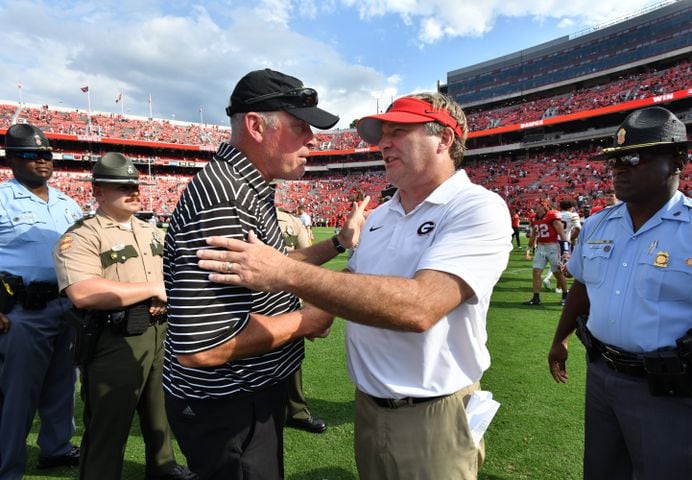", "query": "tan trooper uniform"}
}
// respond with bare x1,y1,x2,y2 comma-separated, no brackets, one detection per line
52,152,190,480
53,212,178,479
277,209,311,251
276,209,327,431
